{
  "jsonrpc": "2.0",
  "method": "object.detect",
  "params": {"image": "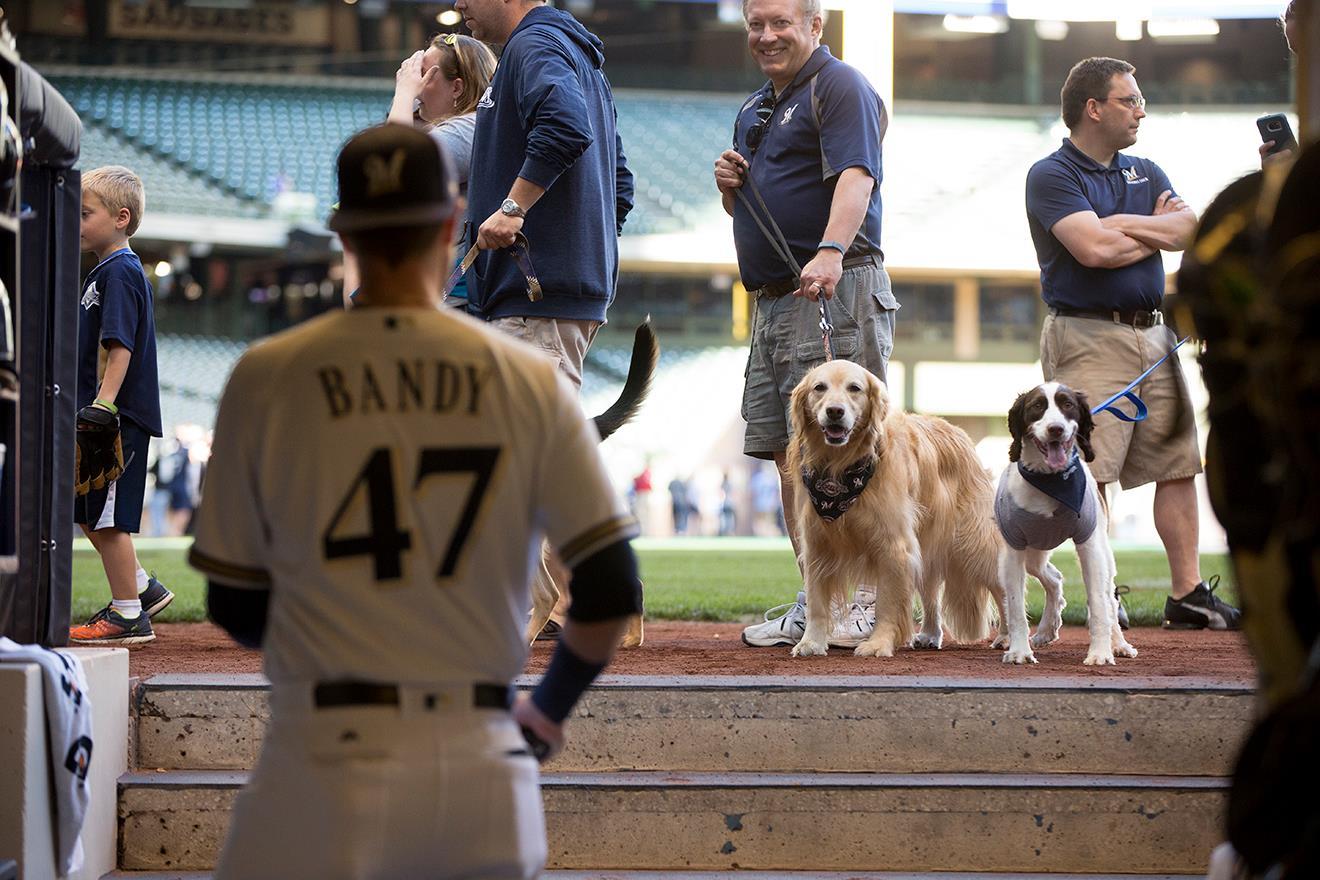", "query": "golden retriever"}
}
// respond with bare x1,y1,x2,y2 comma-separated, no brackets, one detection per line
787,359,1017,659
